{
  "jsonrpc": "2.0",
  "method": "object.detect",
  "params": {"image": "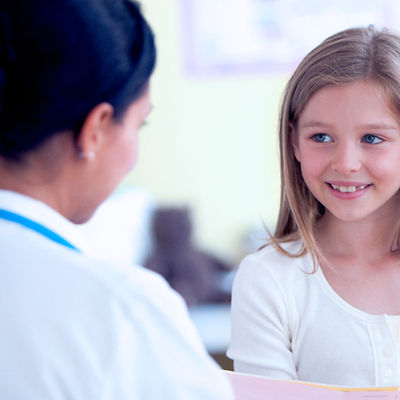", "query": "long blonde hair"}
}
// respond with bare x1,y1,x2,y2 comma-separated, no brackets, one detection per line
271,26,400,270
